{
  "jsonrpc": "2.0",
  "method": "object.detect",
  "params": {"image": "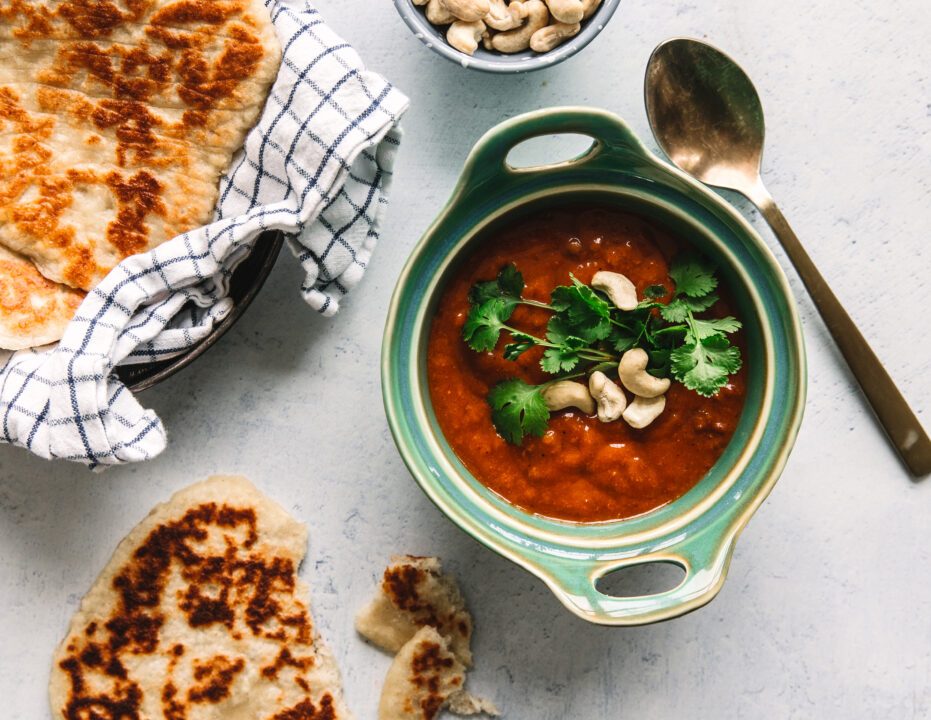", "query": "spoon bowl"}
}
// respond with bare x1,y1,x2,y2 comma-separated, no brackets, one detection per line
645,39,765,192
